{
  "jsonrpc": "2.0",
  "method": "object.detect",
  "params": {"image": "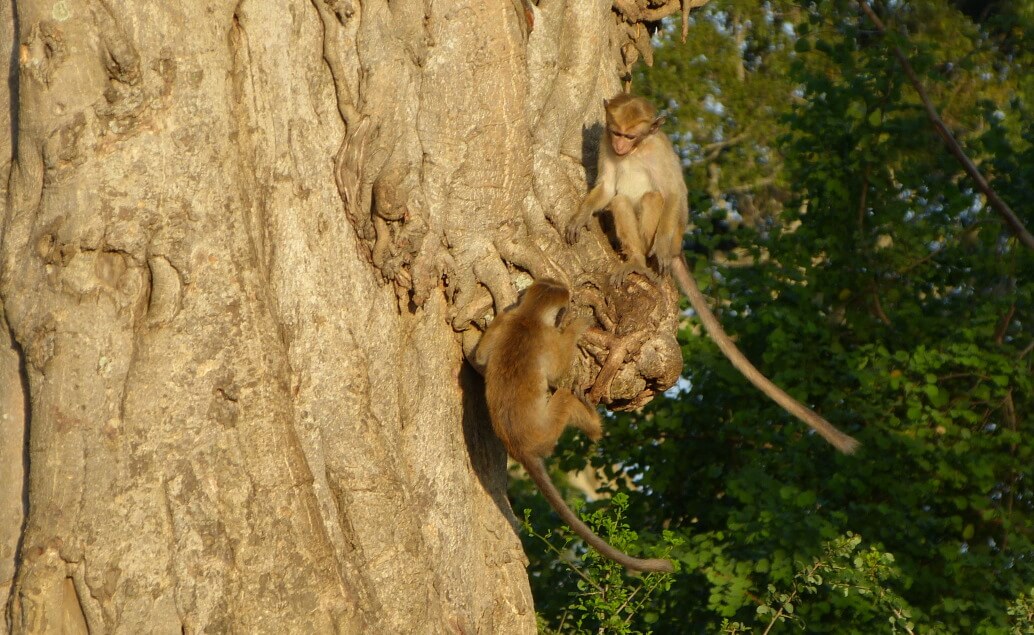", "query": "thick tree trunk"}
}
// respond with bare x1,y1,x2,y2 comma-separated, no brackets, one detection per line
1,0,686,631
